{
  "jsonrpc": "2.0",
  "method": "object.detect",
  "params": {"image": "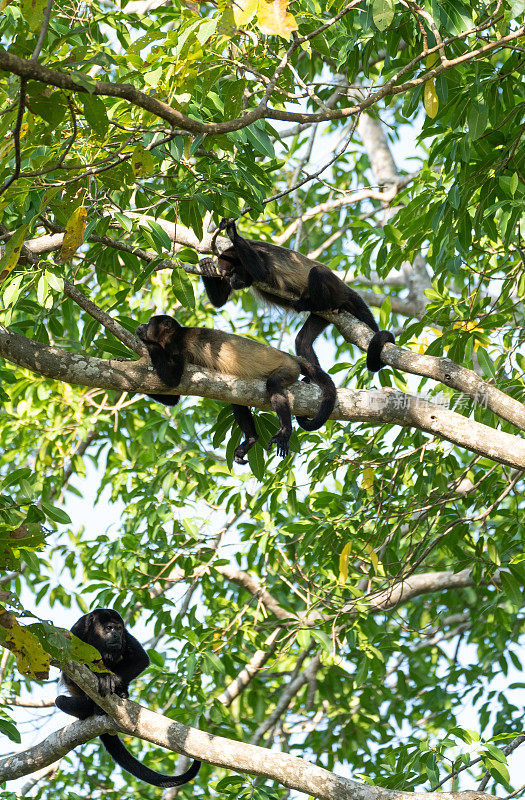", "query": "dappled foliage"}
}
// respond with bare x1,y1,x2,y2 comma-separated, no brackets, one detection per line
0,0,524,796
